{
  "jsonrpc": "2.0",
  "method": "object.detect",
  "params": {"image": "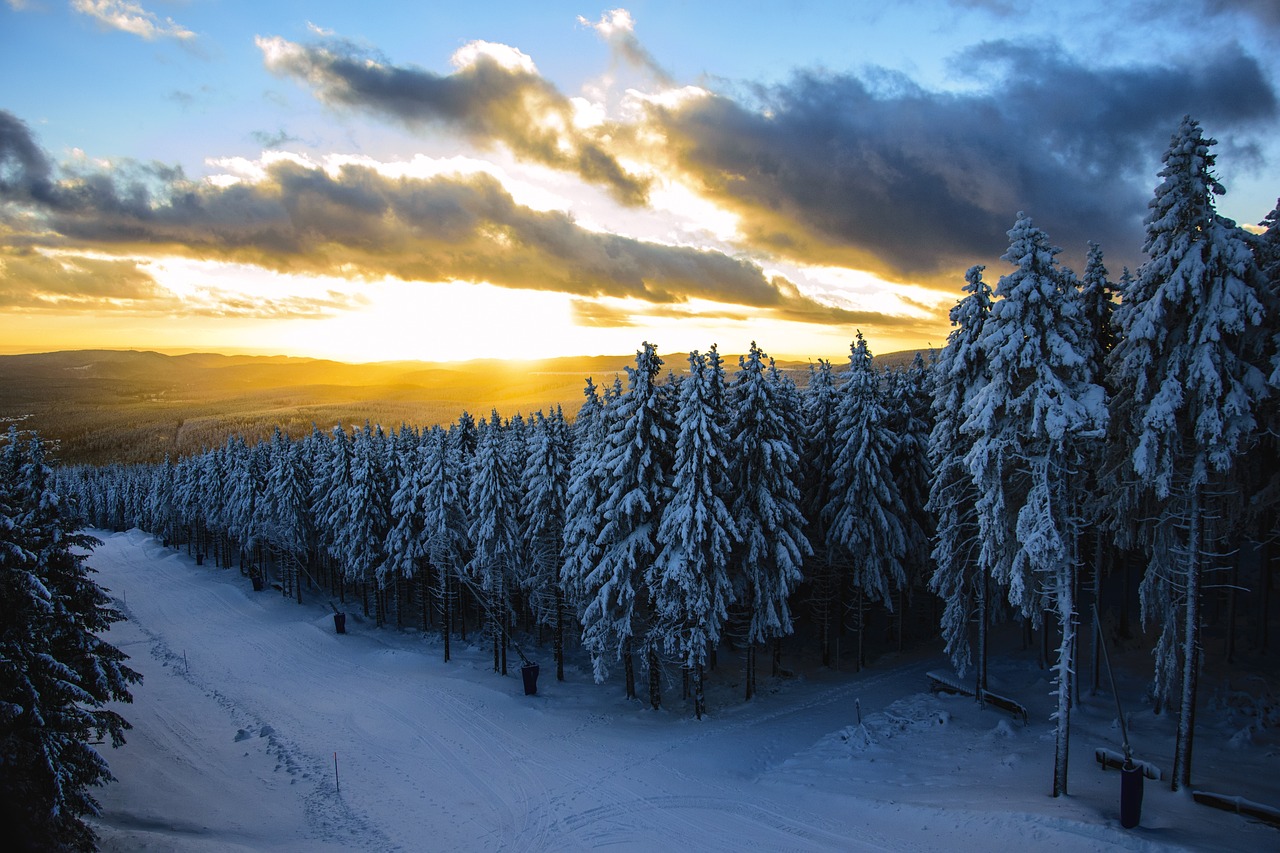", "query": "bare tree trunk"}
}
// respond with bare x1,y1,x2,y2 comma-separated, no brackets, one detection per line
648,646,661,710
555,581,565,682
624,637,635,700
694,663,705,720
977,563,989,698
1173,487,1203,792
745,644,756,702
1052,559,1076,798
